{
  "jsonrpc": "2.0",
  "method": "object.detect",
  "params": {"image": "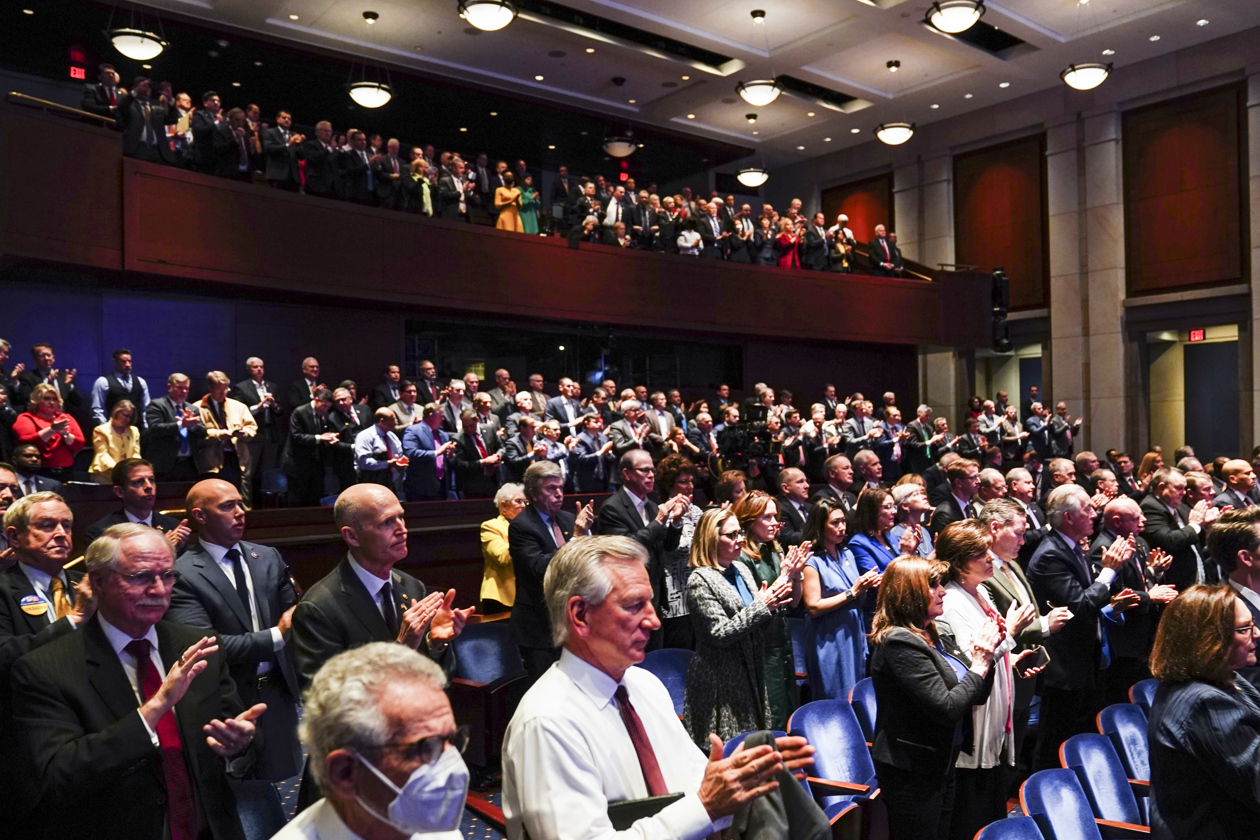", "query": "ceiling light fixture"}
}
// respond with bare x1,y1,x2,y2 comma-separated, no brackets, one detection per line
347,12,392,108
999,81,1009,88
737,167,769,188
103,2,170,61
796,145,805,150
887,59,900,72
603,134,637,157
736,11,781,106
964,93,973,98
681,75,690,80
1101,48,1114,55
548,144,556,149
874,122,915,145
458,0,517,32
746,113,757,124
289,13,299,20
850,127,861,133
1196,19,1209,26
925,0,985,34
930,103,940,109
686,113,696,119
534,74,544,81
586,47,595,53
1060,62,1111,90
824,137,831,142
807,111,815,117
1149,35,1160,41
